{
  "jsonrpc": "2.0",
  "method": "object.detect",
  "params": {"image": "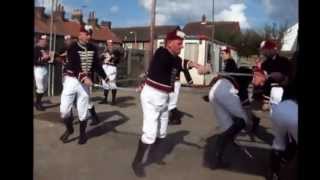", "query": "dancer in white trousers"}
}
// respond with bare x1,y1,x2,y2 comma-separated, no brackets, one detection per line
59,25,108,145
207,66,255,169
258,40,293,111
131,28,206,177
34,35,51,111
99,40,123,105
59,35,100,126
268,60,297,180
